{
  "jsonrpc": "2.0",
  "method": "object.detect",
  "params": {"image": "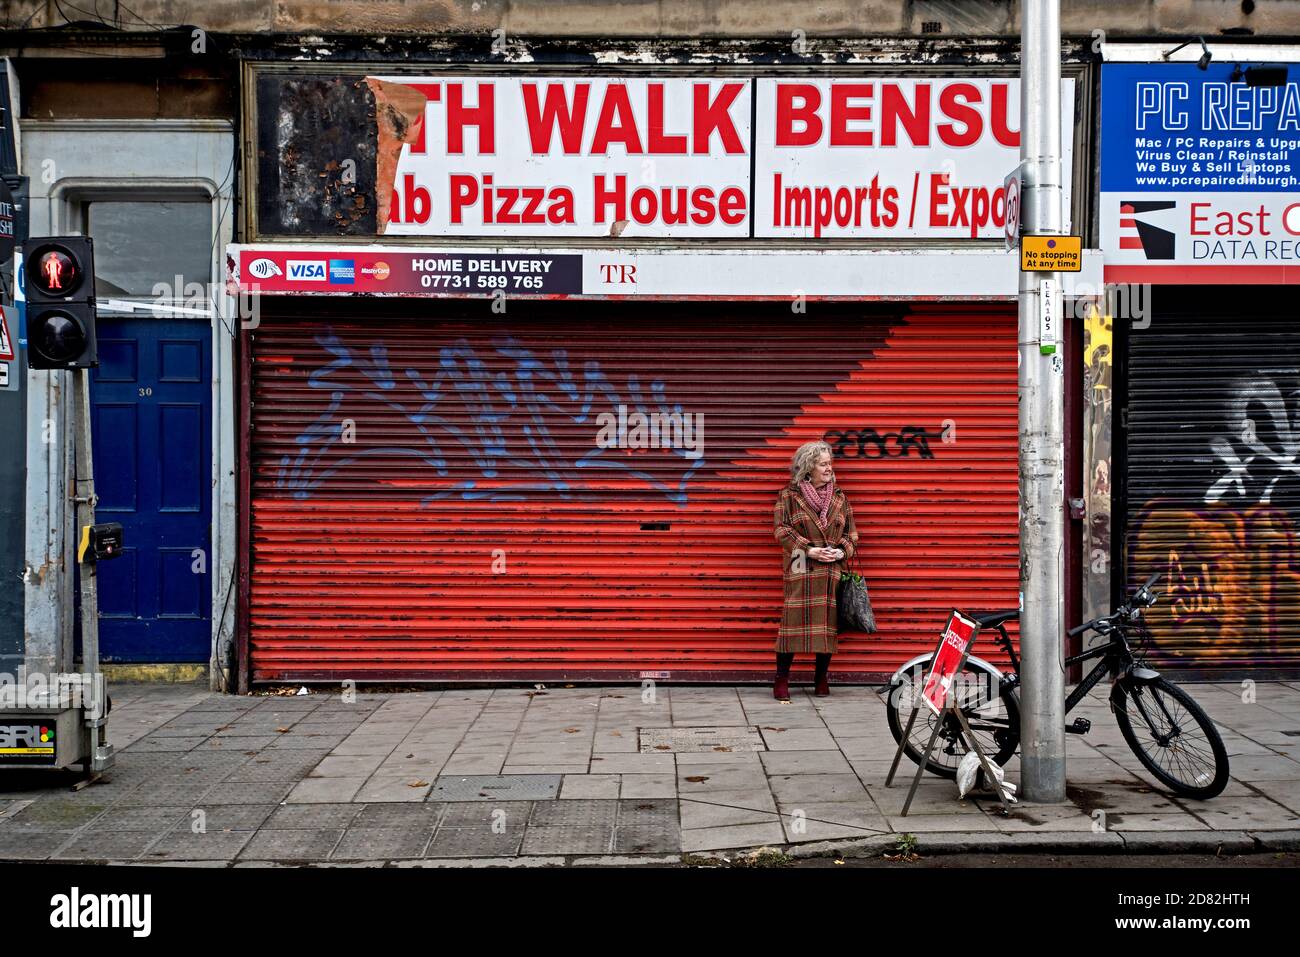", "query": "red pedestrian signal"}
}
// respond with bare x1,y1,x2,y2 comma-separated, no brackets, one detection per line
23,236,98,369
33,247,80,295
